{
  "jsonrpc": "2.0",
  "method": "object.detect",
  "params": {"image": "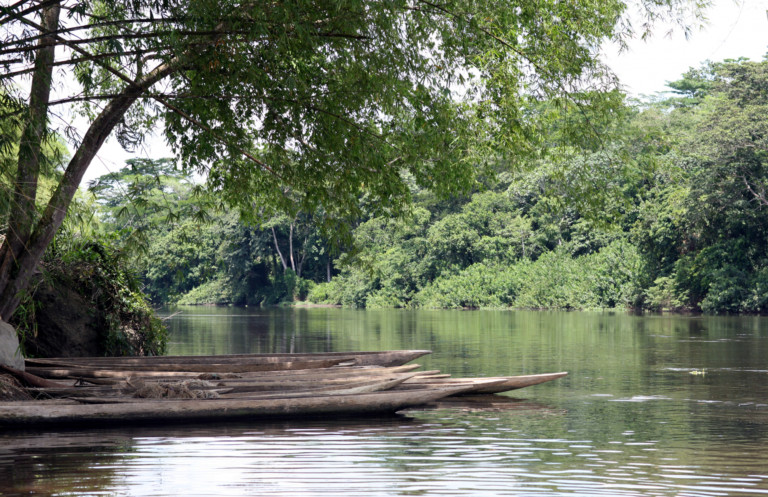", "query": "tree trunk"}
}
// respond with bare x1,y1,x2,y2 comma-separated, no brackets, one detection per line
271,227,288,271
296,246,306,278
0,58,179,320
0,2,60,319
288,223,296,273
